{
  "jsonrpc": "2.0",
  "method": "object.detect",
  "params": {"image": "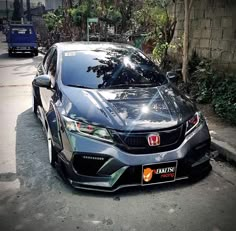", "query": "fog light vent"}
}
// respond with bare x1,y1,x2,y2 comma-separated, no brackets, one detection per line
73,154,109,176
